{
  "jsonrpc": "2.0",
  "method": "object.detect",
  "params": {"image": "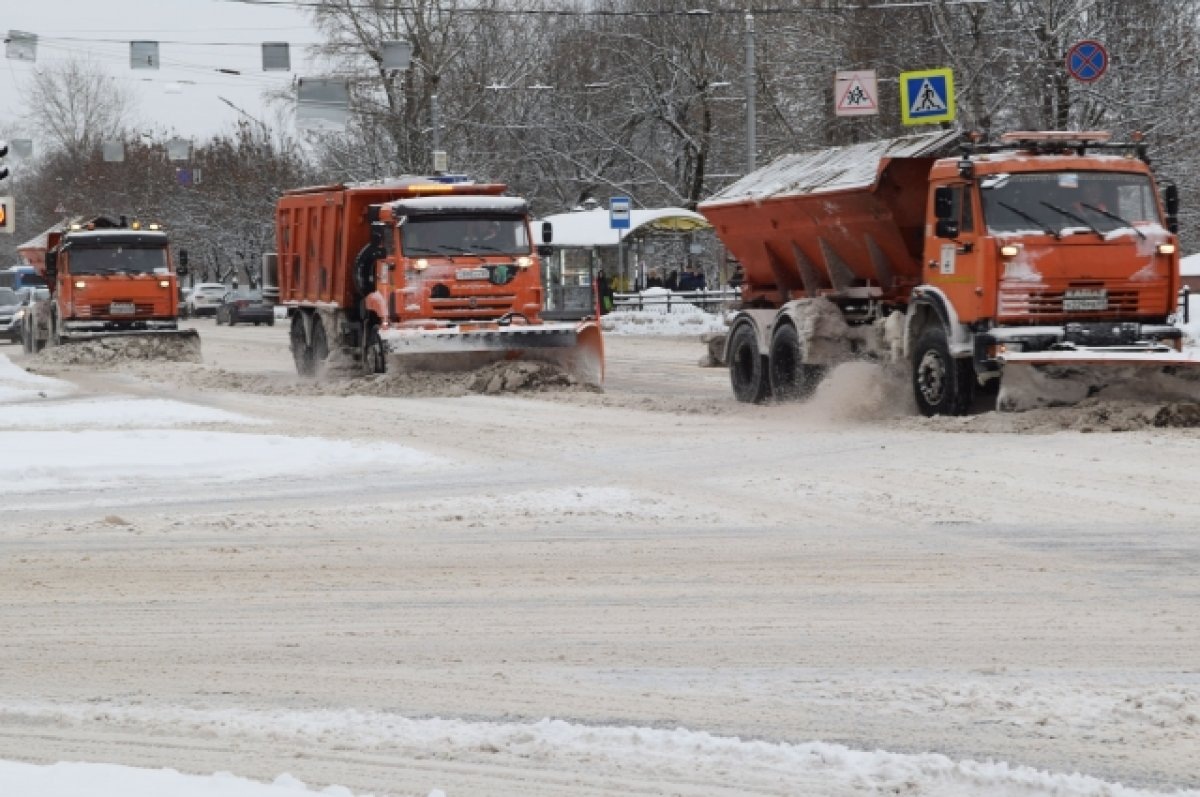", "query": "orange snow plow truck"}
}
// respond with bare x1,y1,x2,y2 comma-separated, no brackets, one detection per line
699,130,1200,413
17,216,197,357
270,177,603,383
